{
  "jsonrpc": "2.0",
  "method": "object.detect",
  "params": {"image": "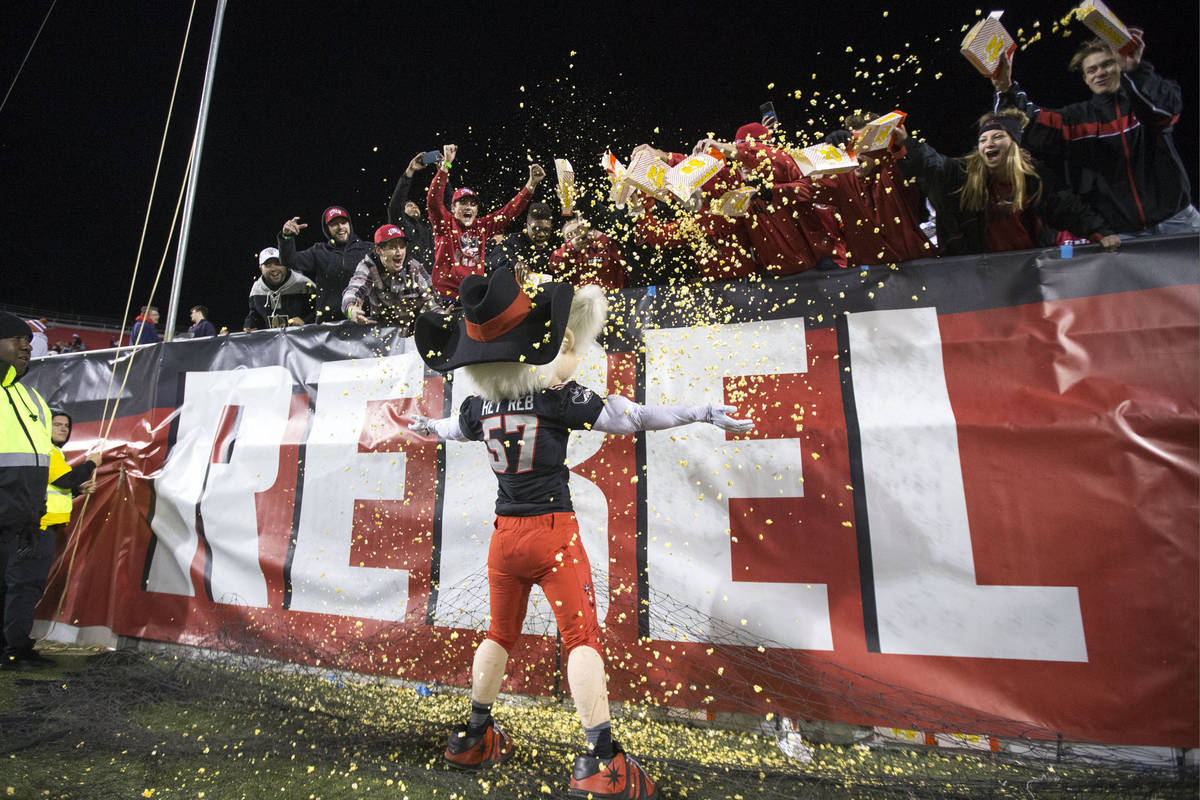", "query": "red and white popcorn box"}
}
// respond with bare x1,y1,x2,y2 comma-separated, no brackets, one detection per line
1076,0,1136,57
791,143,859,177
710,187,758,217
873,727,933,746
622,149,674,202
600,150,625,179
853,110,908,154
554,158,576,217
600,151,636,207
960,10,1017,77
665,149,726,203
